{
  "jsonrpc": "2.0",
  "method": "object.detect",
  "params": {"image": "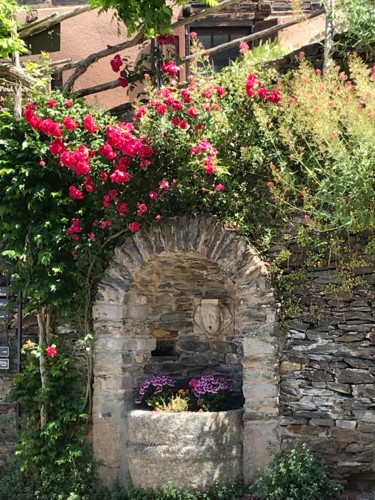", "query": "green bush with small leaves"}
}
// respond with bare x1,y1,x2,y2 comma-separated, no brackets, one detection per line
249,443,343,500
0,477,249,500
